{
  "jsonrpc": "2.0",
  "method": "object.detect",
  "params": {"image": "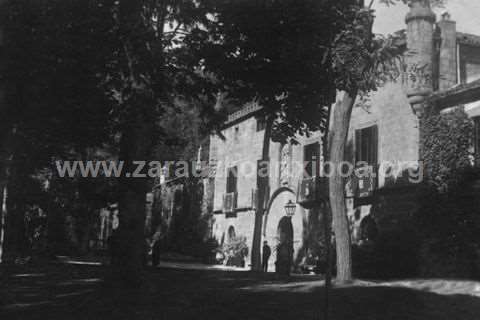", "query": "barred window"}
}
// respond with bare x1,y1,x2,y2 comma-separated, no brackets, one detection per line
303,142,320,178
